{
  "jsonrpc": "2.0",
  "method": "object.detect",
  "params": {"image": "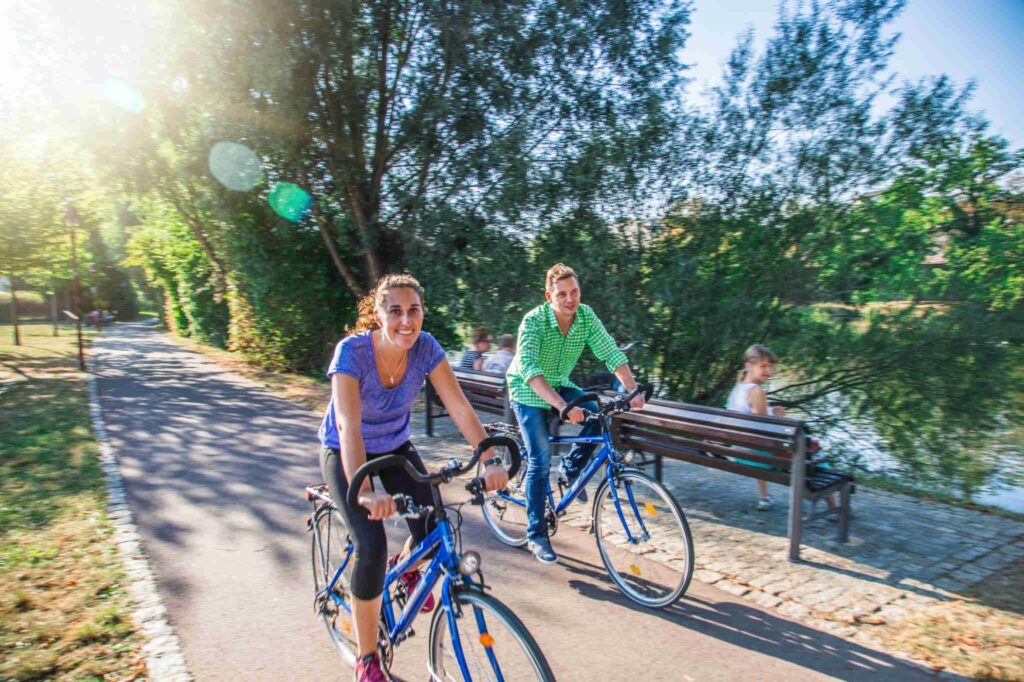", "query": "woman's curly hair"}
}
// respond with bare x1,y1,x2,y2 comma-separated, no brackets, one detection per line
349,273,425,333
